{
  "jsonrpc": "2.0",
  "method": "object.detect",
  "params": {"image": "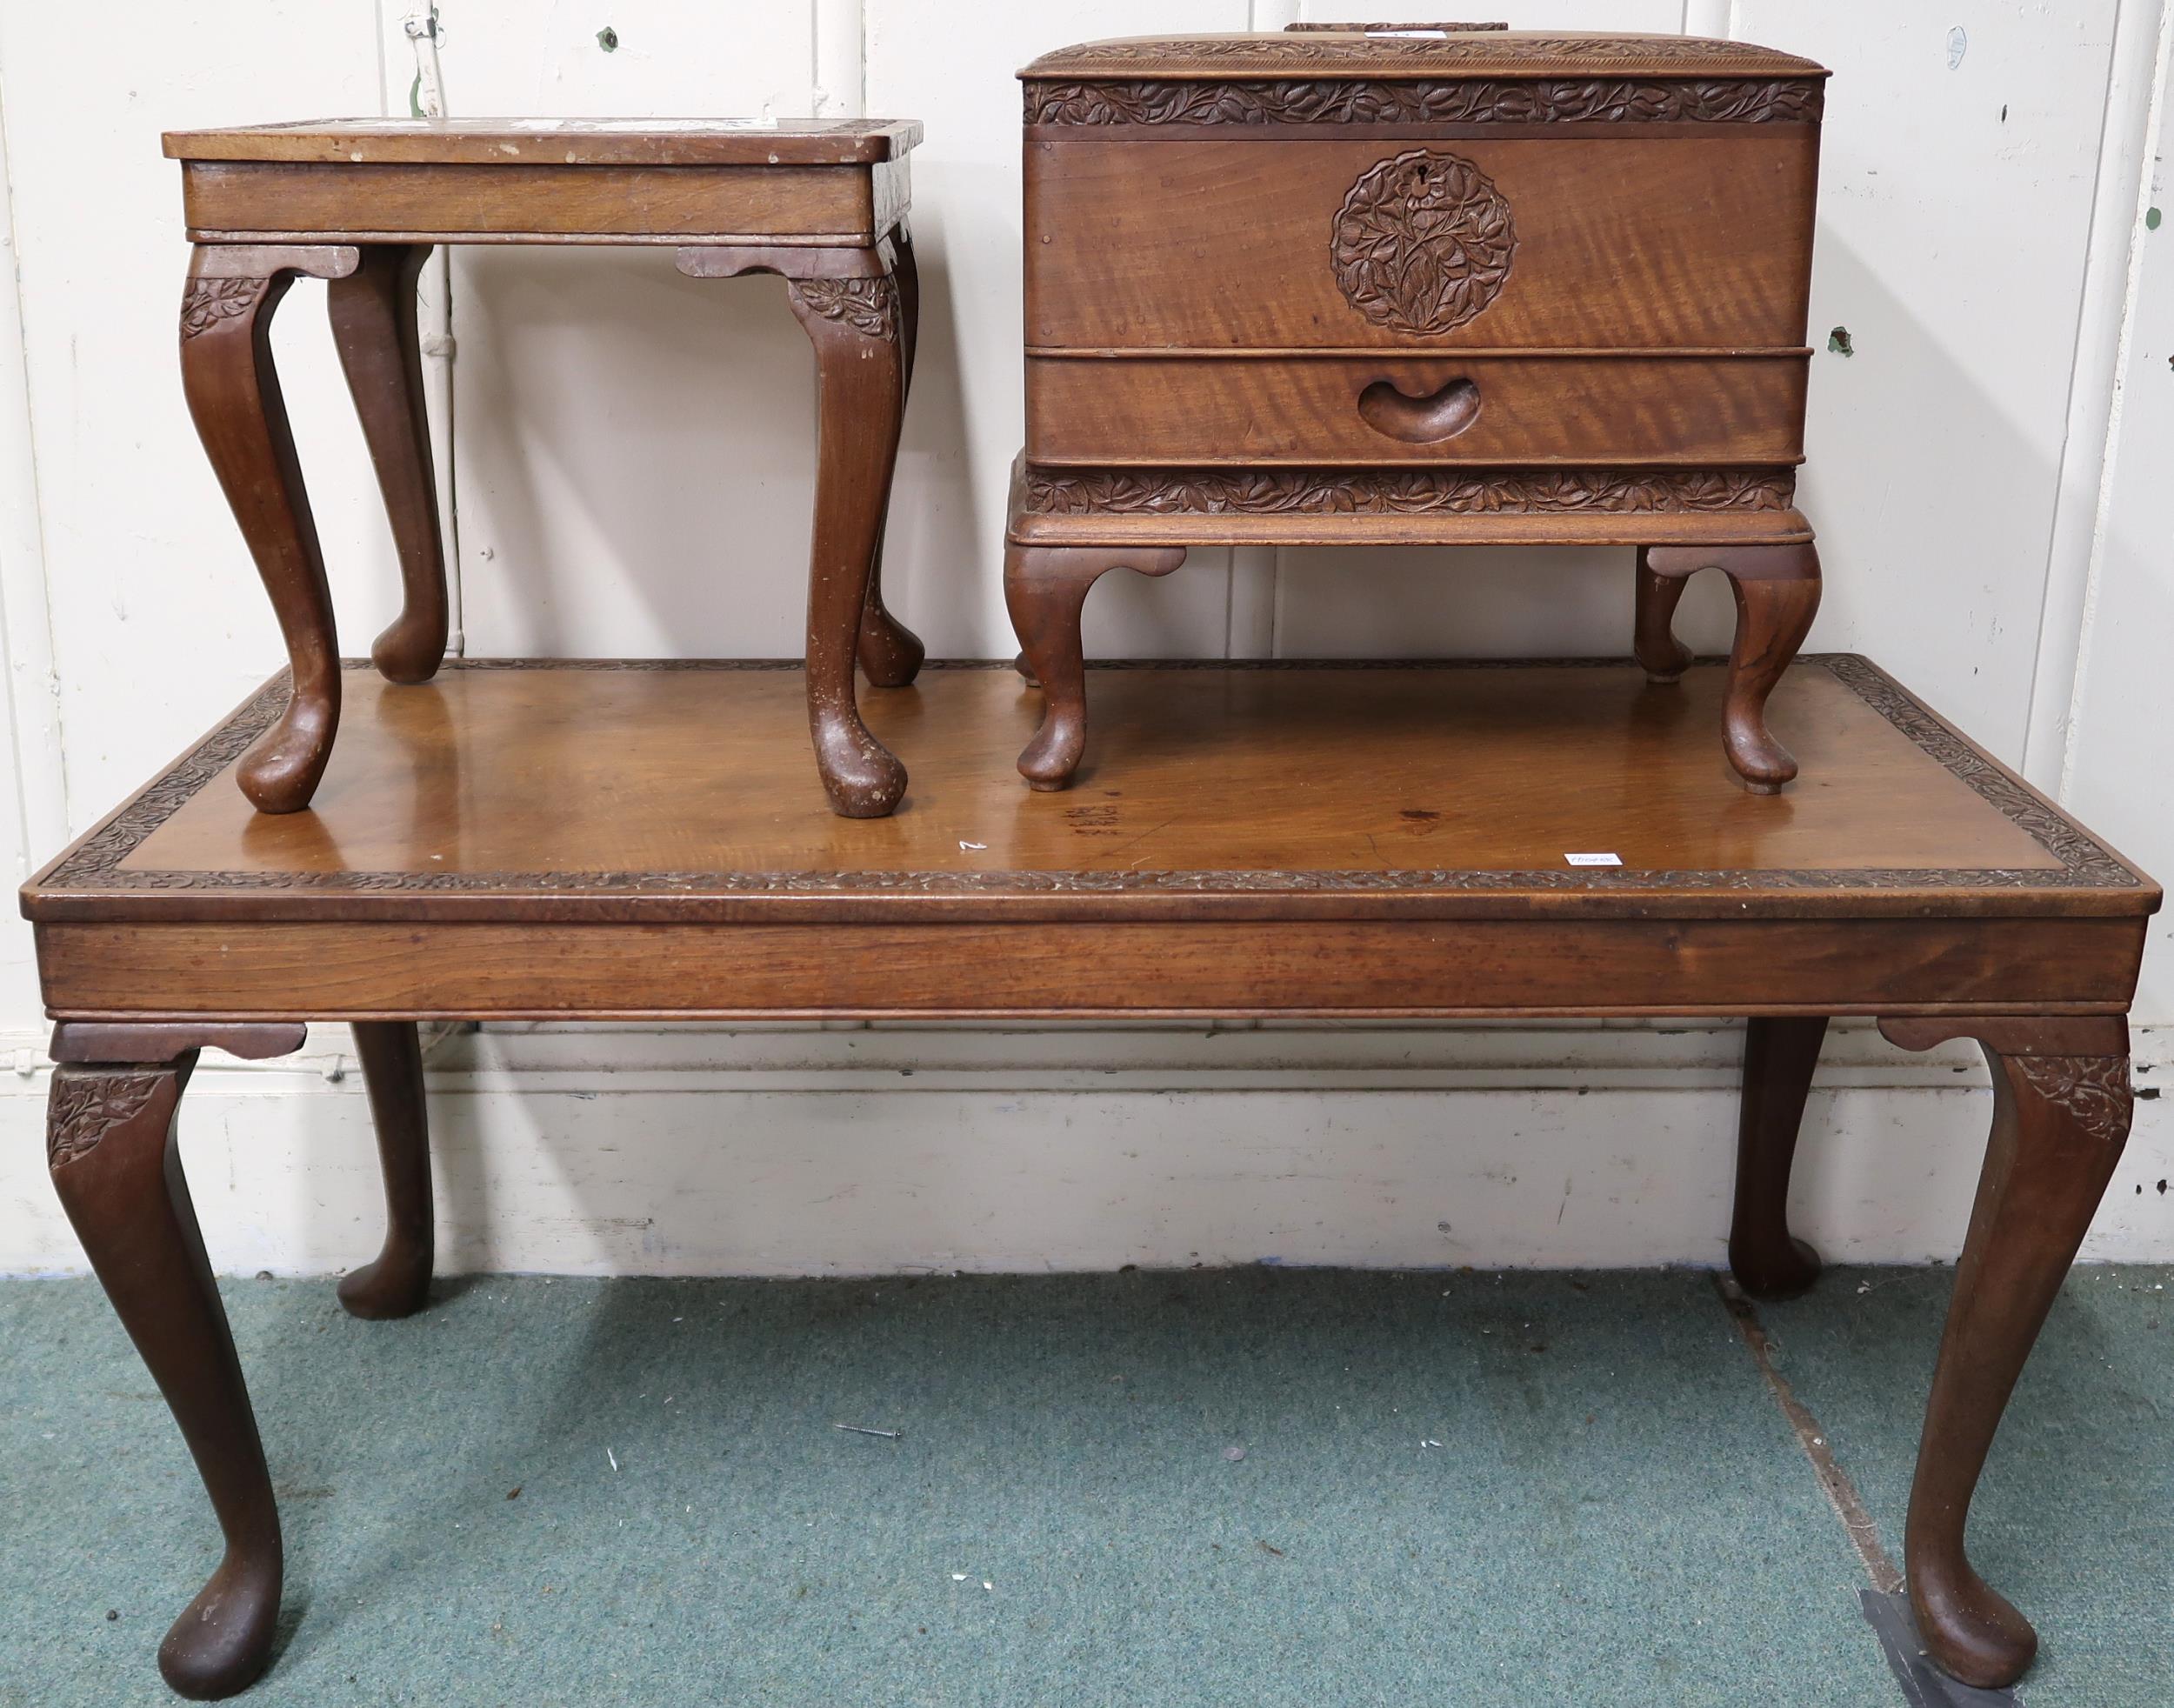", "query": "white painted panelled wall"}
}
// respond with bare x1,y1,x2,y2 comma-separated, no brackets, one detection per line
0,2,2167,1278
